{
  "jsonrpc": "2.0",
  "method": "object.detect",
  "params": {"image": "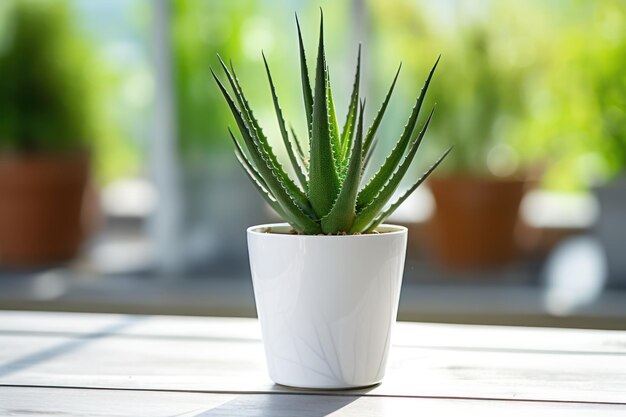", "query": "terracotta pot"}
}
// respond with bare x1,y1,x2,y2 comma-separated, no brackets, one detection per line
0,153,90,267
428,176,526,269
